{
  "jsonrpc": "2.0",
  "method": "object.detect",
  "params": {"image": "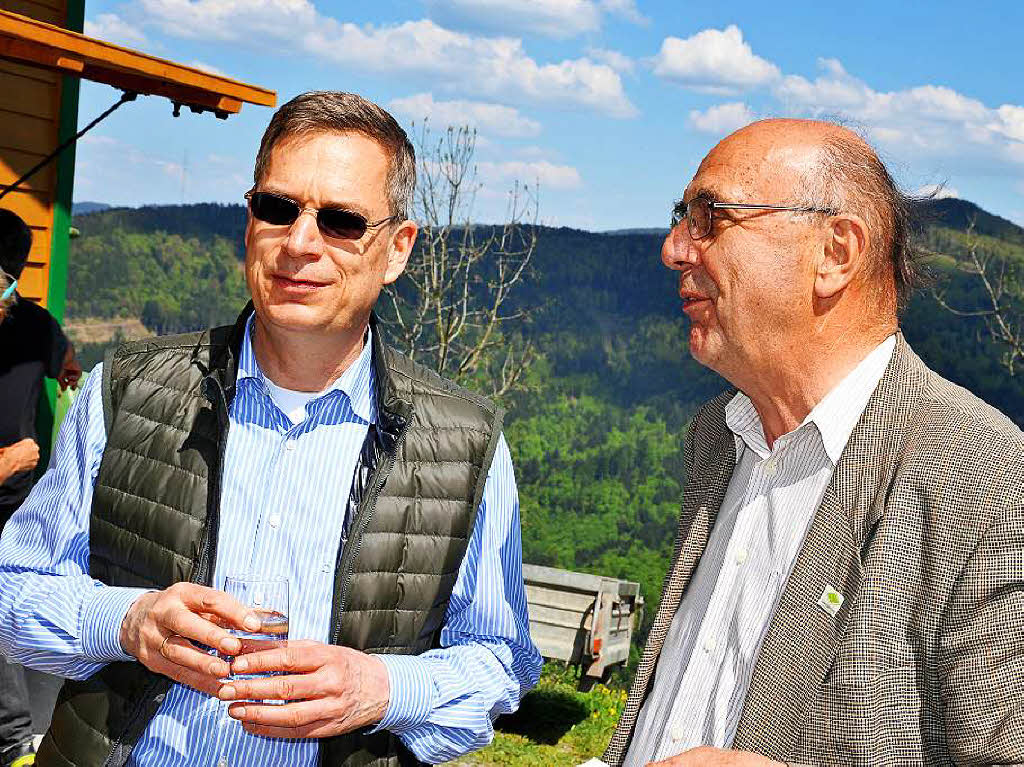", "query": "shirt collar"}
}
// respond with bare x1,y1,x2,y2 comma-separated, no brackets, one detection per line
725,334,897,465
806,334,896,464
236,315,375,424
